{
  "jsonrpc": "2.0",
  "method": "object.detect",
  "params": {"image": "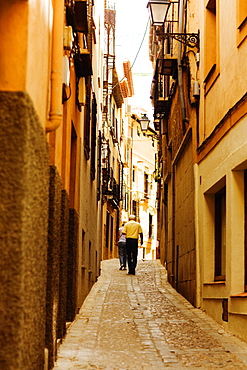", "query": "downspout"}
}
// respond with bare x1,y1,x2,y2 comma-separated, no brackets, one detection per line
45,0,63,133
177,0,187,123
